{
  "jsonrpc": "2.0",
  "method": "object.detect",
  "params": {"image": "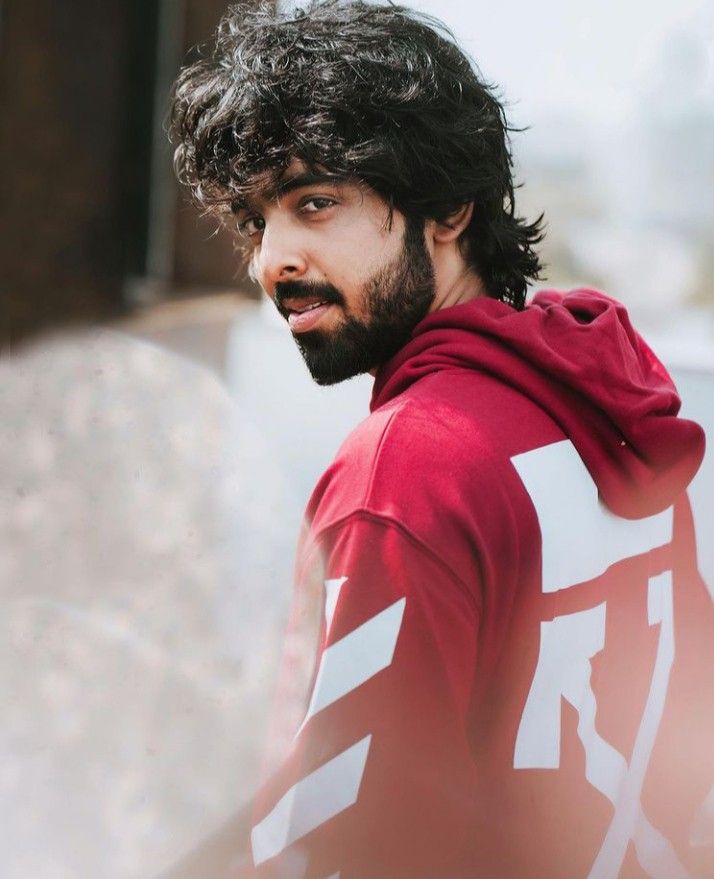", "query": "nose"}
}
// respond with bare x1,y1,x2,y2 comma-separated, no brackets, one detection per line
253,219,308,292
